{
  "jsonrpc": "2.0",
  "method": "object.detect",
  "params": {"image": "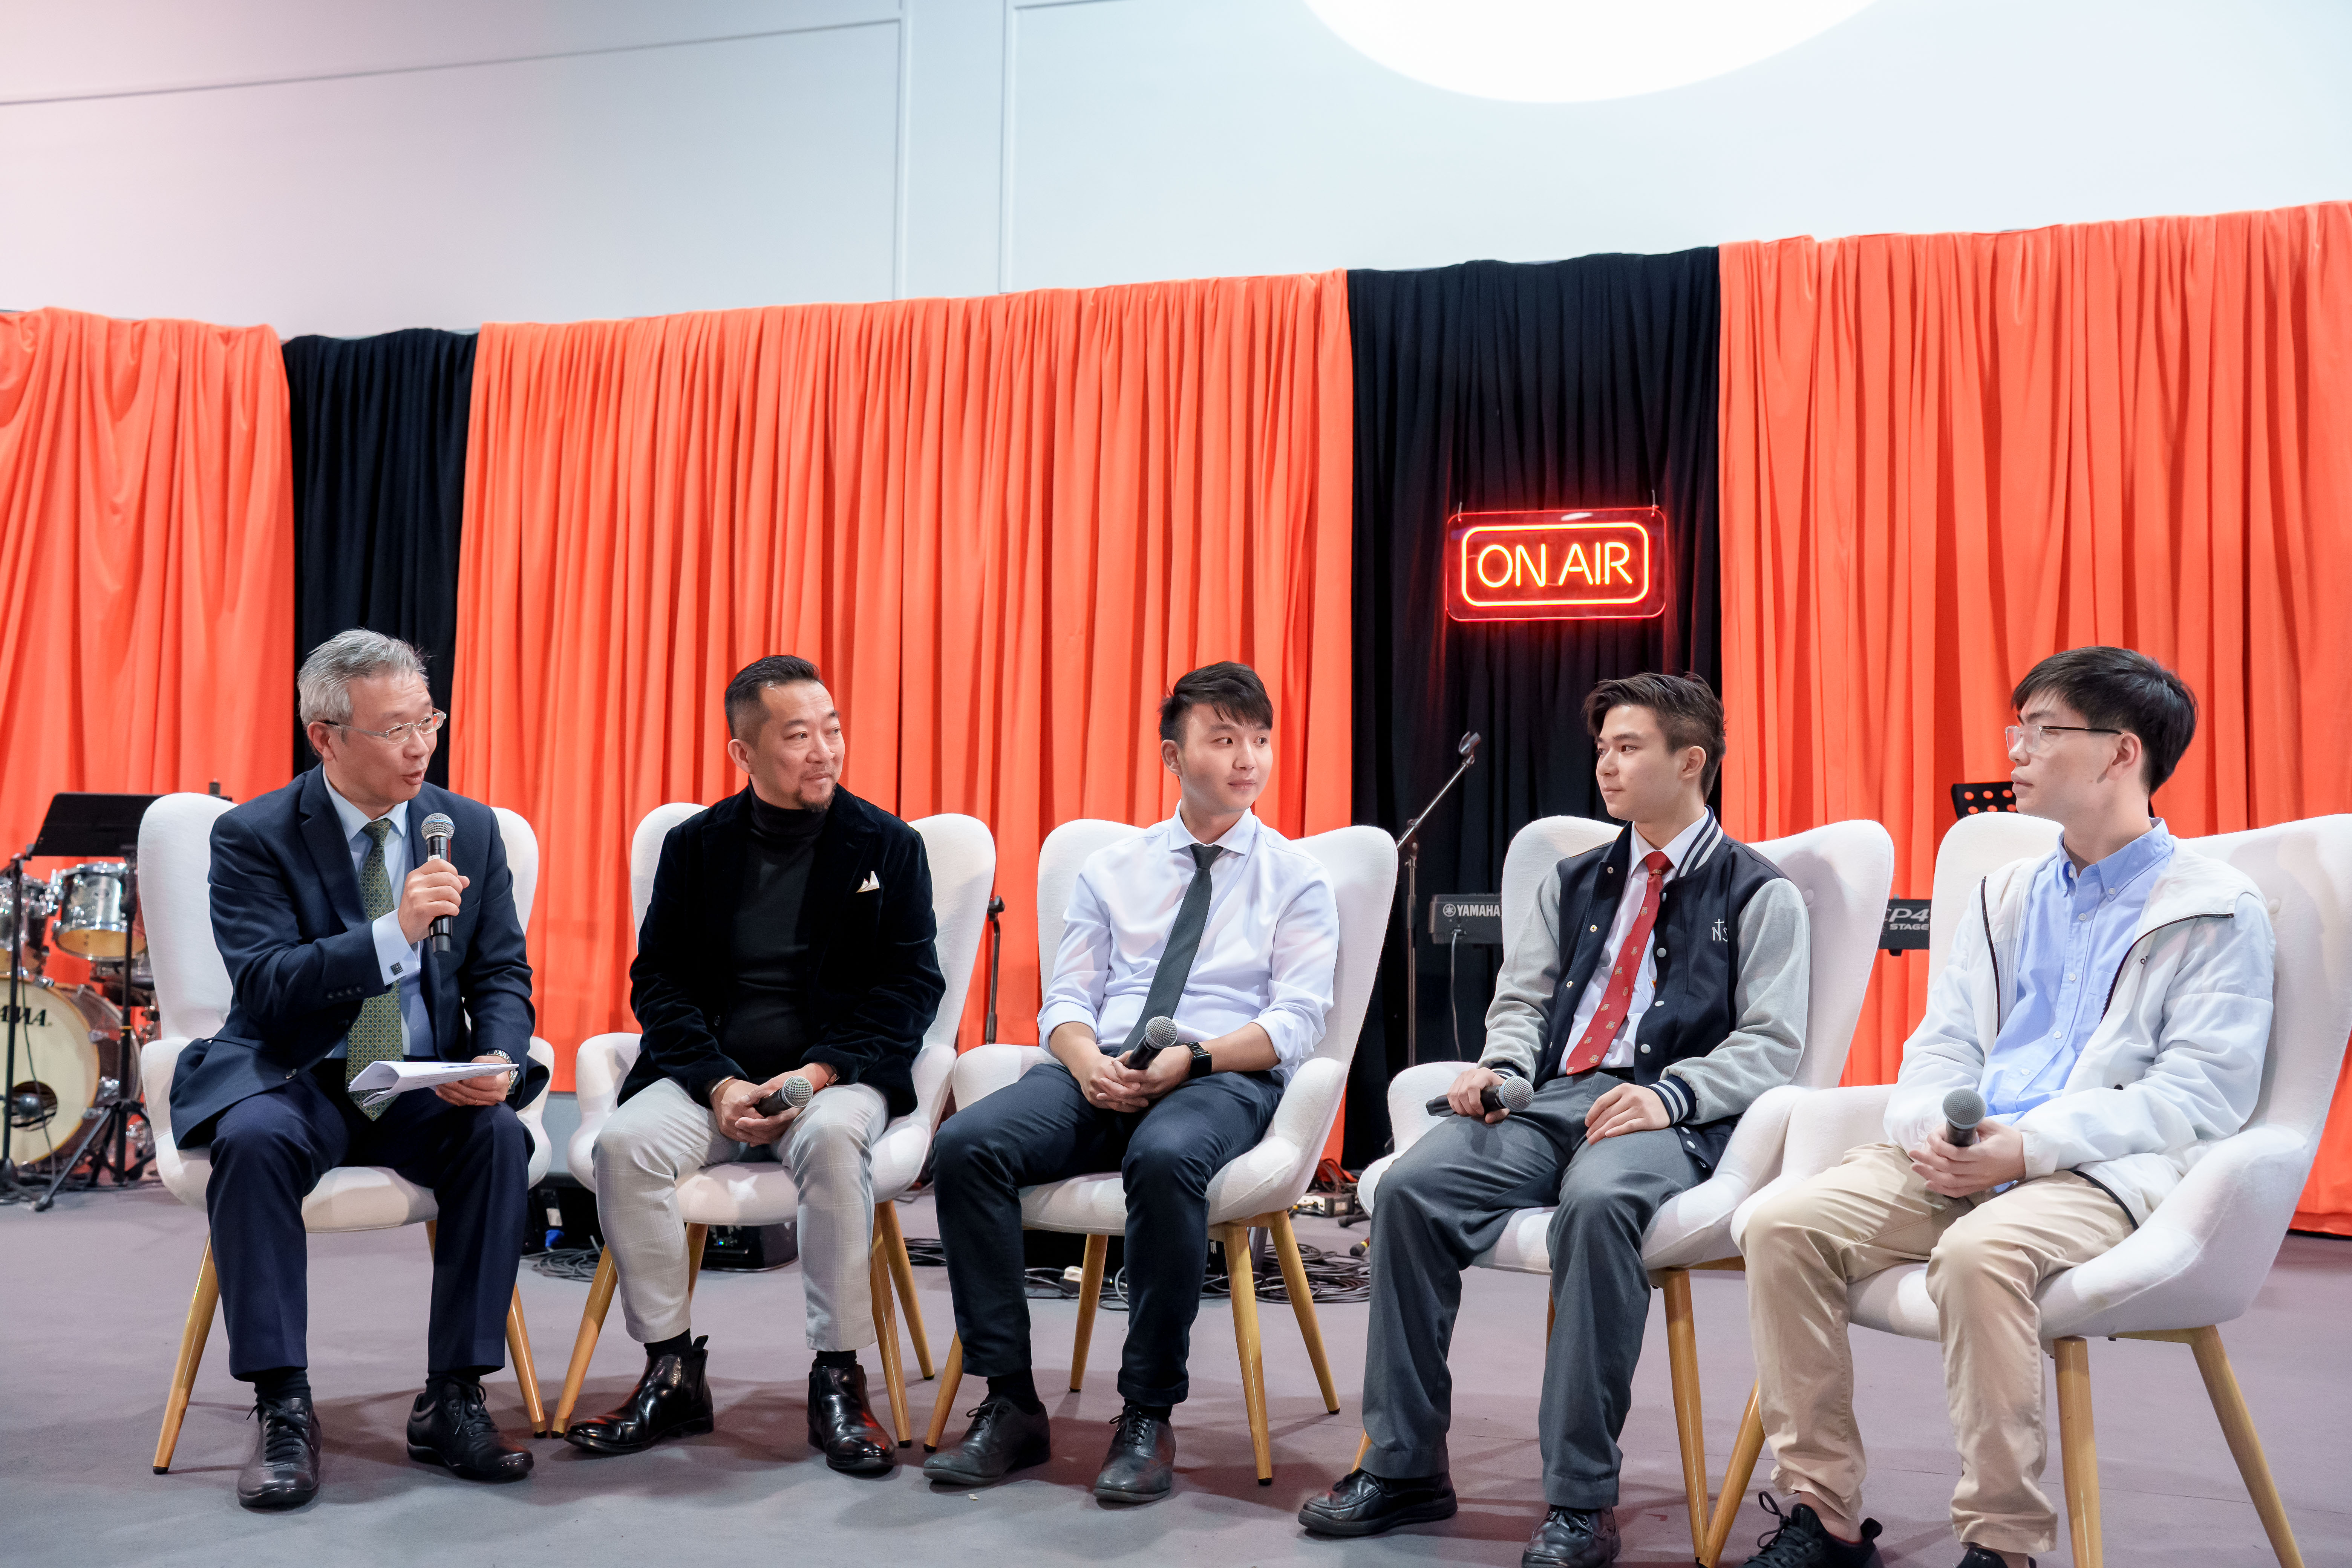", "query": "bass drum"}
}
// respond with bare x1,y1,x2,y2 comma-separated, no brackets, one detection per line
2,974,108,1164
